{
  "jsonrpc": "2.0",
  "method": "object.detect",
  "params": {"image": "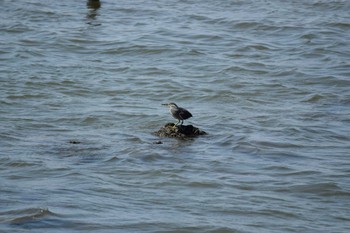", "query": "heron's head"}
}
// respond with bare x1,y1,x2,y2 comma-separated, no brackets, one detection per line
162,102,178,109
